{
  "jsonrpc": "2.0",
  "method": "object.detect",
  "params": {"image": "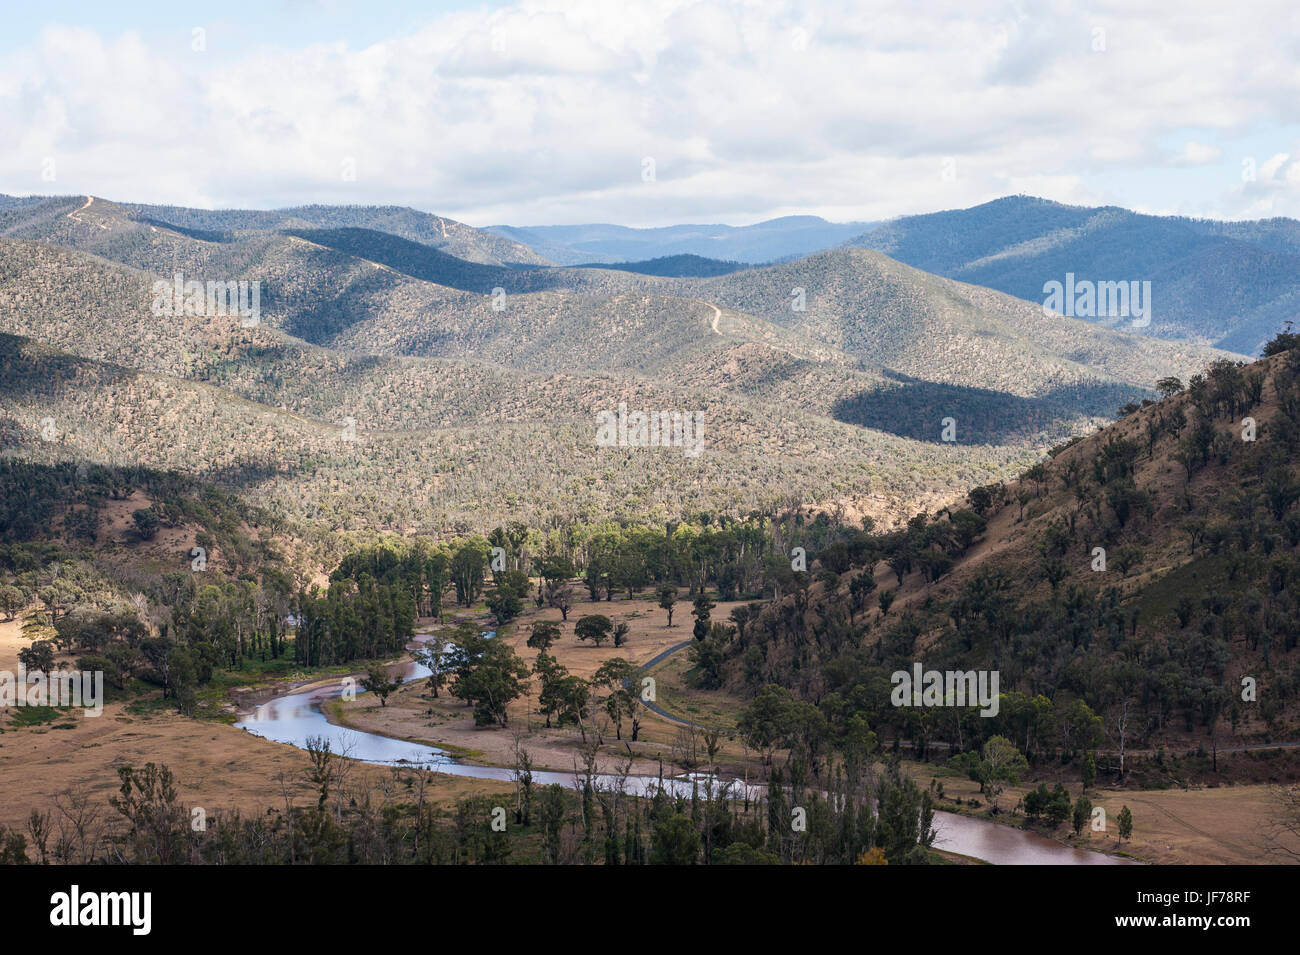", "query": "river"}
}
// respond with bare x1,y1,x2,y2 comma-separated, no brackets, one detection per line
234,639,1133,865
